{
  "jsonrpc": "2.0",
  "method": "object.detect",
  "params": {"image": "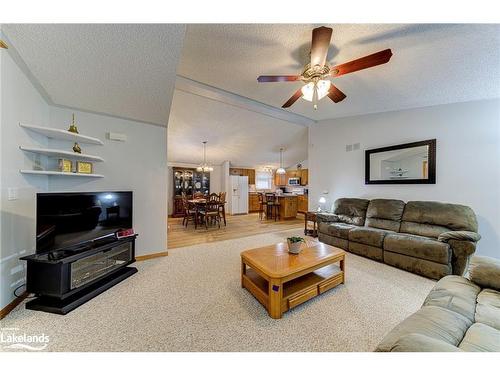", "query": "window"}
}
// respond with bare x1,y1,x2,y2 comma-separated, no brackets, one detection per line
256,170,272,190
